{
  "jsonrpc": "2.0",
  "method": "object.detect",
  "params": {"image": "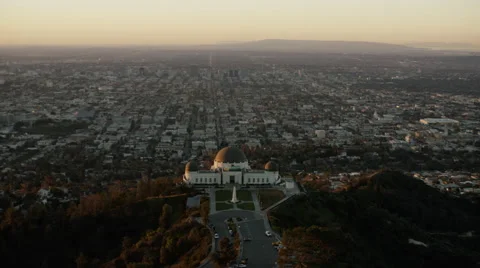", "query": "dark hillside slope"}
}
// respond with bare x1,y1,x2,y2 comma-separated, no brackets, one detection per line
353,170,480,232
270,170,480,268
